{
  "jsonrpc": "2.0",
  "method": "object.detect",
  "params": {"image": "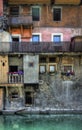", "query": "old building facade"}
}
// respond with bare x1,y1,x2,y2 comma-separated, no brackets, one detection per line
0,0,82,110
